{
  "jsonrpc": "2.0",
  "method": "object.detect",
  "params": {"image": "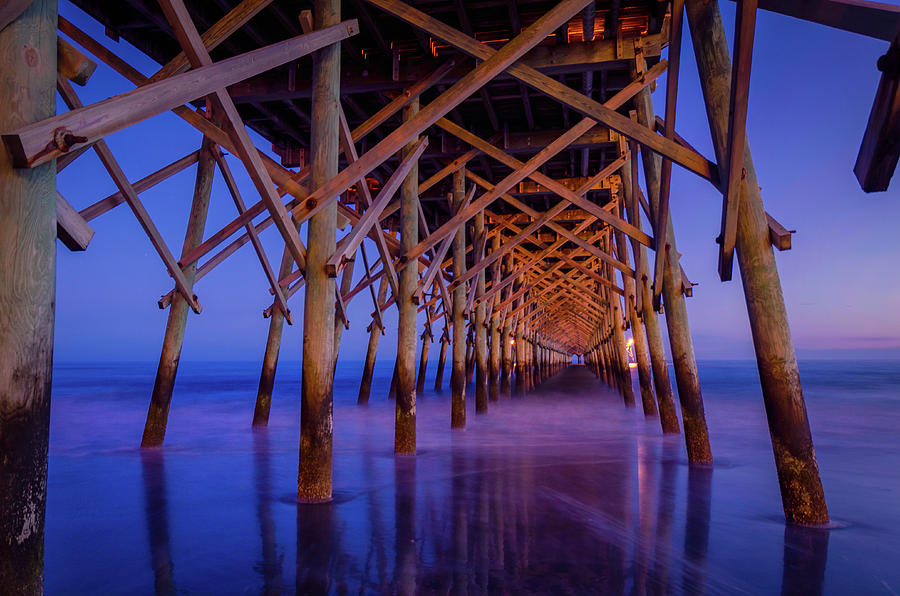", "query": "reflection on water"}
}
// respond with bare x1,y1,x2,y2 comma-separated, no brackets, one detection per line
45,363,900,594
